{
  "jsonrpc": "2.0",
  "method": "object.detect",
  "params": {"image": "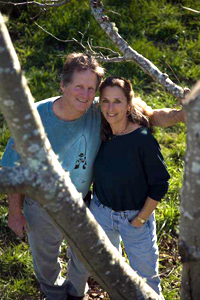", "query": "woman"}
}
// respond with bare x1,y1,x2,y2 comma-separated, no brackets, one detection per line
90,76,170,298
